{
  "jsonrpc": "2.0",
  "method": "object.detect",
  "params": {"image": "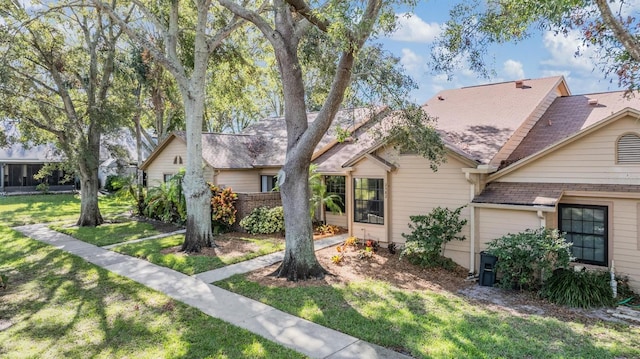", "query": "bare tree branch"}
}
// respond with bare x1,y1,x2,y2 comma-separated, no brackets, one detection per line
594,0,640,62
